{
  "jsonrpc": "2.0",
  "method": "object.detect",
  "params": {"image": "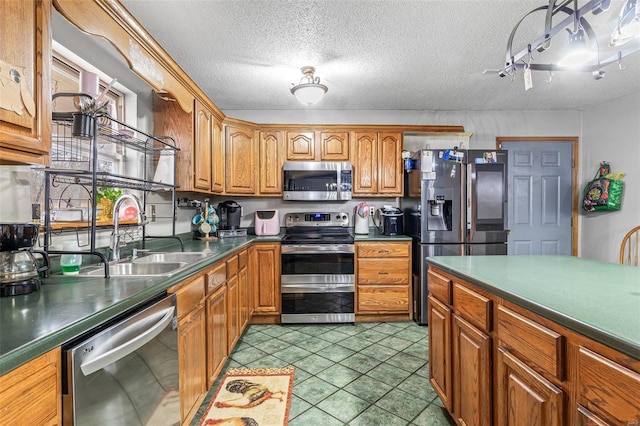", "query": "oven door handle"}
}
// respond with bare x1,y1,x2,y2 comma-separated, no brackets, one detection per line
80,306,175,376
282,283,355,293
281,245,354,254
